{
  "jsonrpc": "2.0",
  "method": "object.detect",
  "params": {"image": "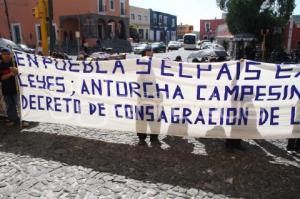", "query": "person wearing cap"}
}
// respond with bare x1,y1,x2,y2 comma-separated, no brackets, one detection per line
0,48,28,127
